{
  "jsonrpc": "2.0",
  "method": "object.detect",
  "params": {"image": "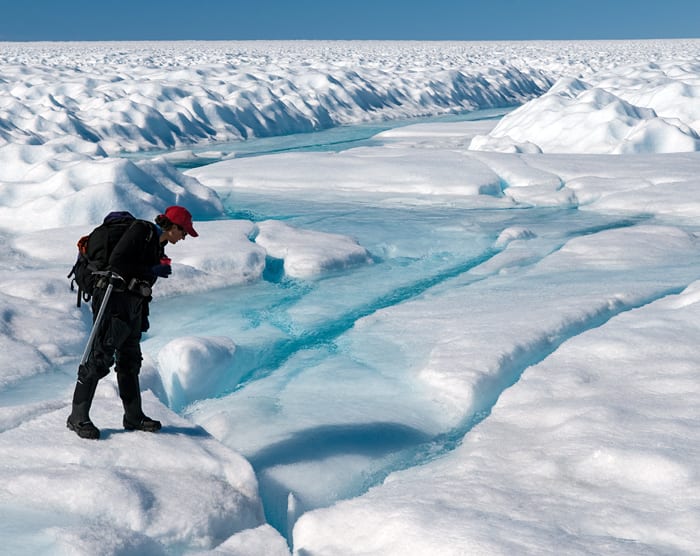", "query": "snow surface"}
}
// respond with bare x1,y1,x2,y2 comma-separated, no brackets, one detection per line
1,40,700,555
470,61,700,154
